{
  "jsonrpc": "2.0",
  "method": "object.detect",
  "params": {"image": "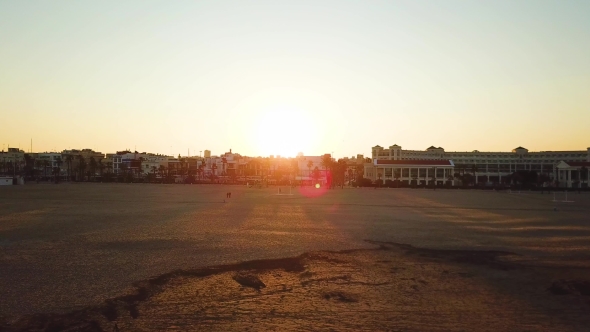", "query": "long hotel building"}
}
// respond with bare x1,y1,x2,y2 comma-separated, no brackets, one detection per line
365,145,590,188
